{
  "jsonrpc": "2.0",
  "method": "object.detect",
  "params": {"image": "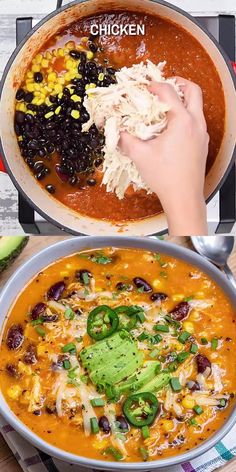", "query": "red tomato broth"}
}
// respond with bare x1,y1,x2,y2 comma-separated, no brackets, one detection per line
17,11,225,222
